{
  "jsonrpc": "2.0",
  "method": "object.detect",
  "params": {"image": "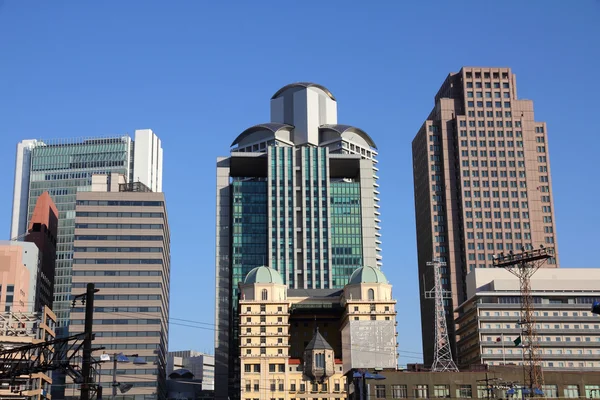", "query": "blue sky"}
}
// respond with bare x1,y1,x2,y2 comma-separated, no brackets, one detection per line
0,1,599,366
